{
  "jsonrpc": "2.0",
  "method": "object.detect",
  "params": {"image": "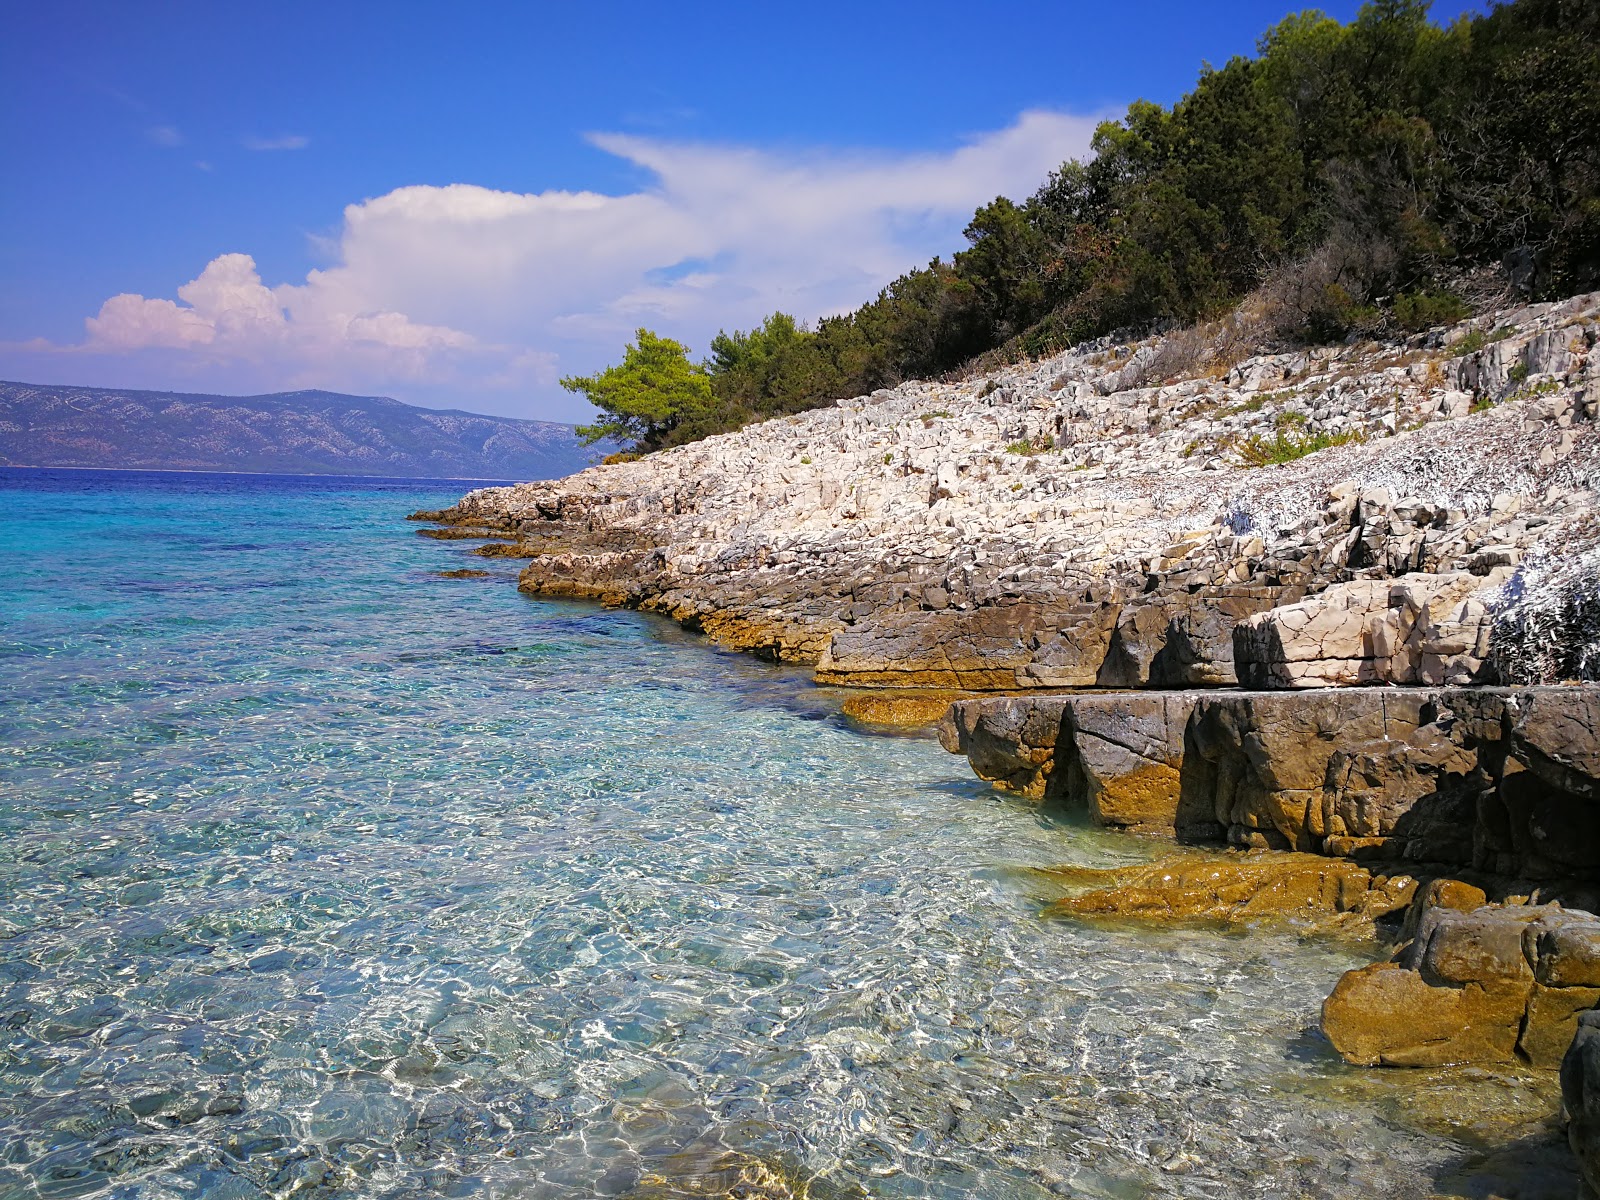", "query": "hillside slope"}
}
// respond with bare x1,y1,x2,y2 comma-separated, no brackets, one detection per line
0,381,594,480
428,292,1600,688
